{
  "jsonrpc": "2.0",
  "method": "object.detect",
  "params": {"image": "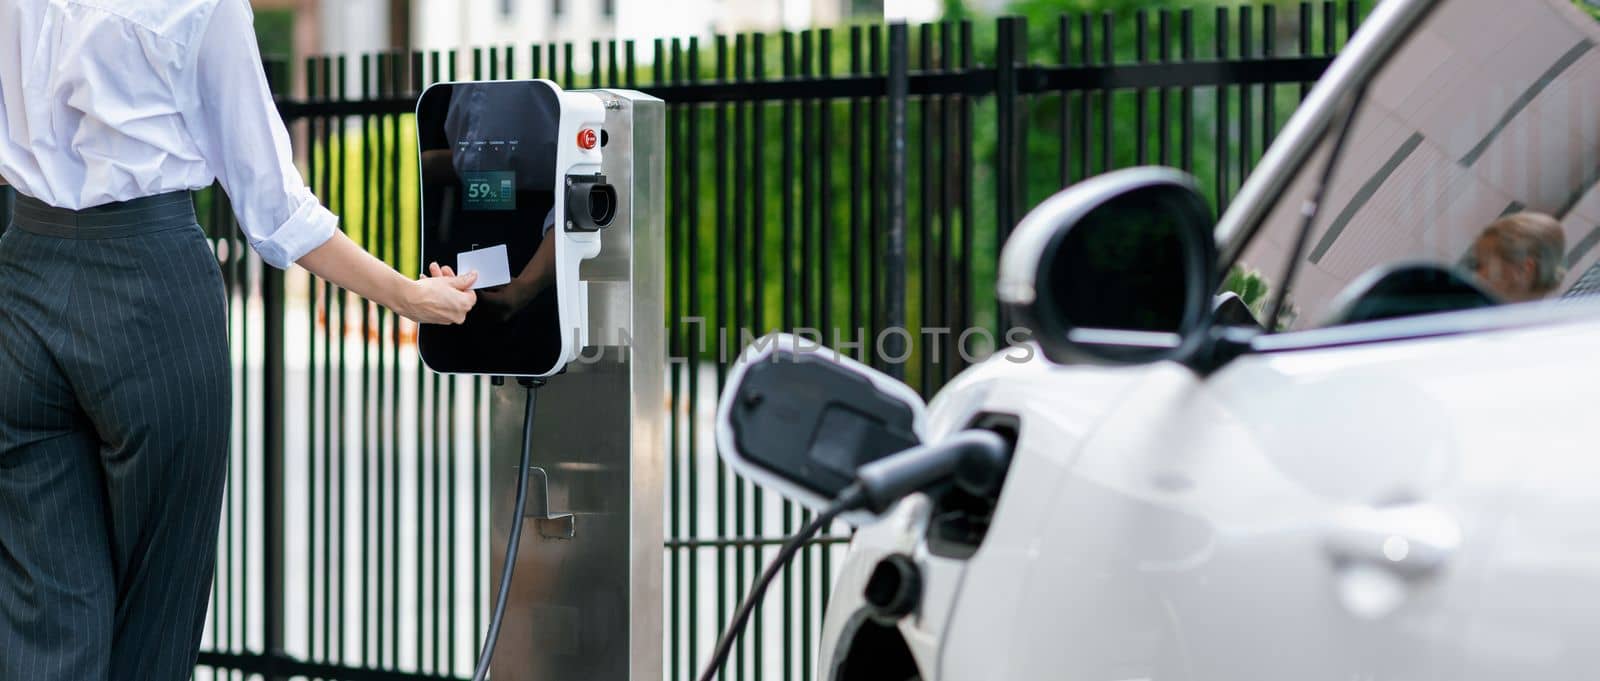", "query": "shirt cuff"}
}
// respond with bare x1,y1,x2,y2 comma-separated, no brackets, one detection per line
543,207,556,235
251,193,339,269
